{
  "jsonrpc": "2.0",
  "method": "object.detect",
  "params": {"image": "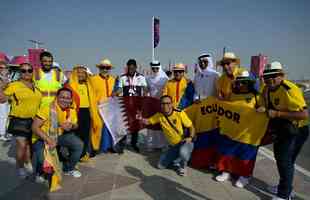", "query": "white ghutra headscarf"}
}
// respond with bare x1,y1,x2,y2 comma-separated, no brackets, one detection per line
147,60,168,98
